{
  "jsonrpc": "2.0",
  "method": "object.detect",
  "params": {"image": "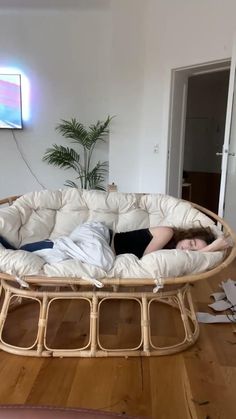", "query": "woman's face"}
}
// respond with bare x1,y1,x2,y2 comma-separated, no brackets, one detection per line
176,238,207,251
